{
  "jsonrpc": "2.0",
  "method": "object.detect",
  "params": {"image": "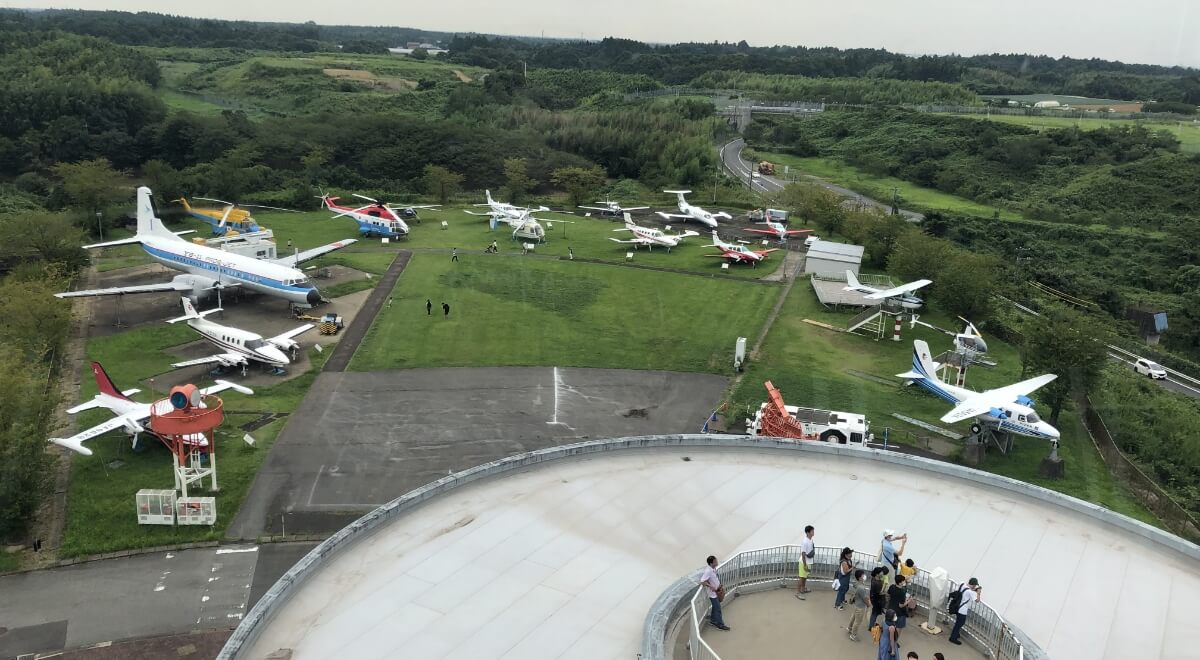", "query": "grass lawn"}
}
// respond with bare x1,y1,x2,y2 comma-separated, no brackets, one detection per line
59,325,329,557
727,280,1157,526
159,90,227,115
752,151,1025,220
350,254,780,373
0,552,18,572
949,113,1200,153
256,206,782,280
